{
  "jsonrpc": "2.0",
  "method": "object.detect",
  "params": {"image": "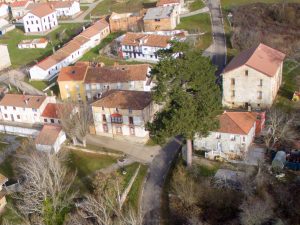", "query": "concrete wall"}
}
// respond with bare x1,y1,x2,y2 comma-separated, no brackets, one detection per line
0,45,11,70
222,64,283,108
